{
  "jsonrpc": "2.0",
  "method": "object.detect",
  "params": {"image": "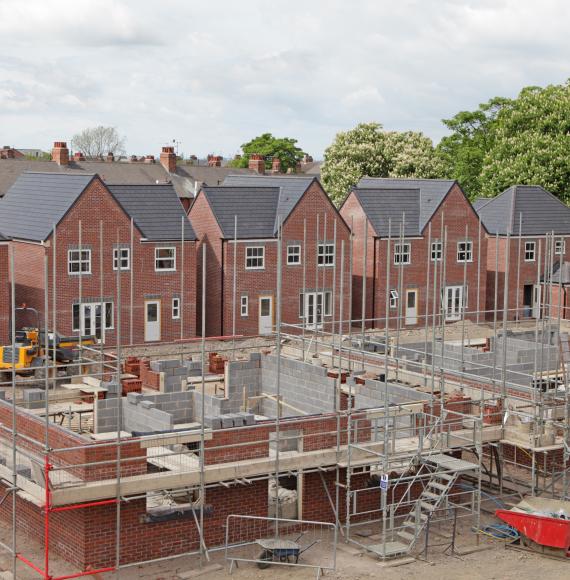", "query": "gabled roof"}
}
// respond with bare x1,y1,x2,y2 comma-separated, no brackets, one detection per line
222,174,316,233
107,184,196,241
0,172,95,241
200,186,280,239
352,188,421,237
475,185,570,235
357,177,456,232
